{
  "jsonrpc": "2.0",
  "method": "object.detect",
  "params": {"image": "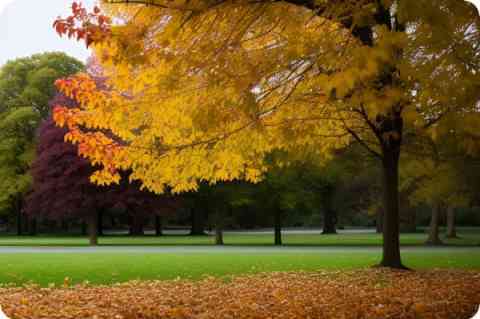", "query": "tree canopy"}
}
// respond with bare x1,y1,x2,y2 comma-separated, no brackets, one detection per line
0,107,39,214
25,90,179,244
0,52,84,219
52,0,480,267
53,1,479,191
0,52,84,118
